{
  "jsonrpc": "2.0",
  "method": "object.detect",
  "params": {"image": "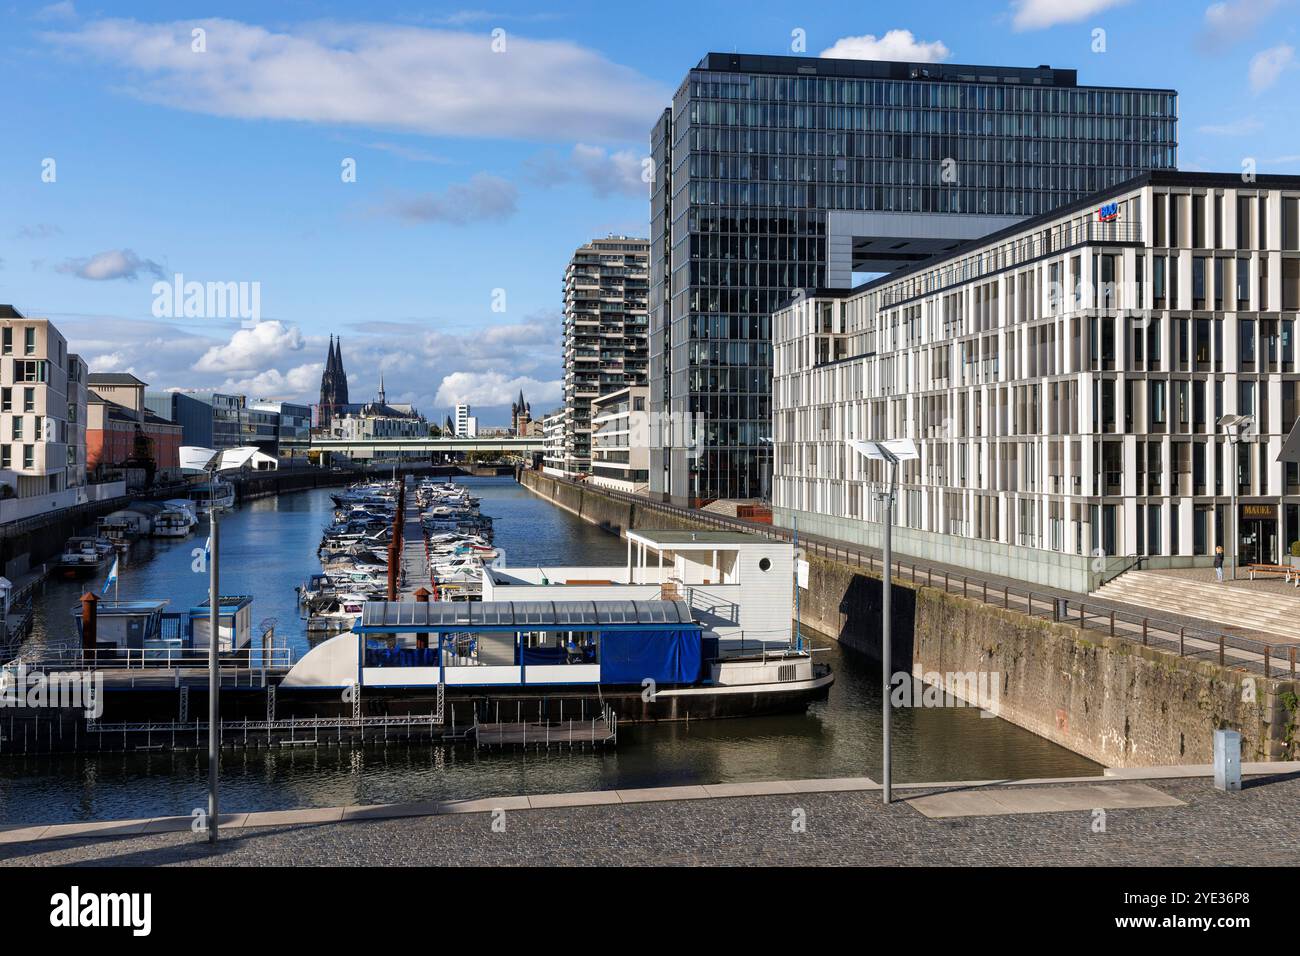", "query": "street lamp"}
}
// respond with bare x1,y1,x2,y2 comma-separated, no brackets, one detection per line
848,436,919,806
180,445,273,843
1217,415,1255,580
